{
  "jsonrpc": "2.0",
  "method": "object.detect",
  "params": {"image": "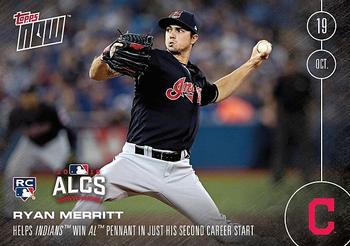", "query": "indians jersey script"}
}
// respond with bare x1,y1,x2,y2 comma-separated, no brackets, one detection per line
127,49,218,151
